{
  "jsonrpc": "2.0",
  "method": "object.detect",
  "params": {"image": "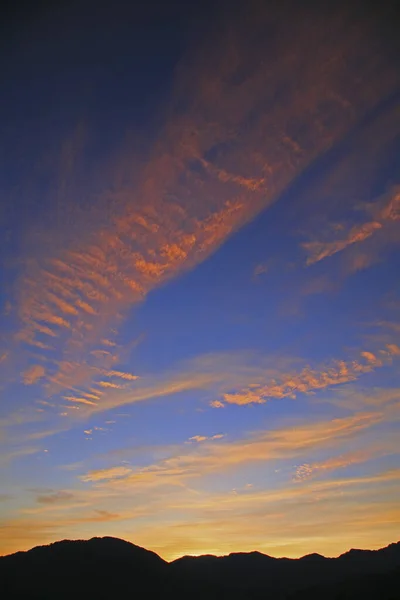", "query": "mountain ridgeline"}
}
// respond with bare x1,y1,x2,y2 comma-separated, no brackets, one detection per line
1,537,399,599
